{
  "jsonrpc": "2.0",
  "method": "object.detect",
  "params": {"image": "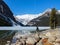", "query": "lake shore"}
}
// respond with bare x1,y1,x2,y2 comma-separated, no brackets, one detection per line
6,28,60,45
